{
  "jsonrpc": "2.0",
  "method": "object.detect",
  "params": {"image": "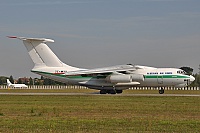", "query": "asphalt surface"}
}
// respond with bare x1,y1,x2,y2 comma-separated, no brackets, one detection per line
0,92,199,97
